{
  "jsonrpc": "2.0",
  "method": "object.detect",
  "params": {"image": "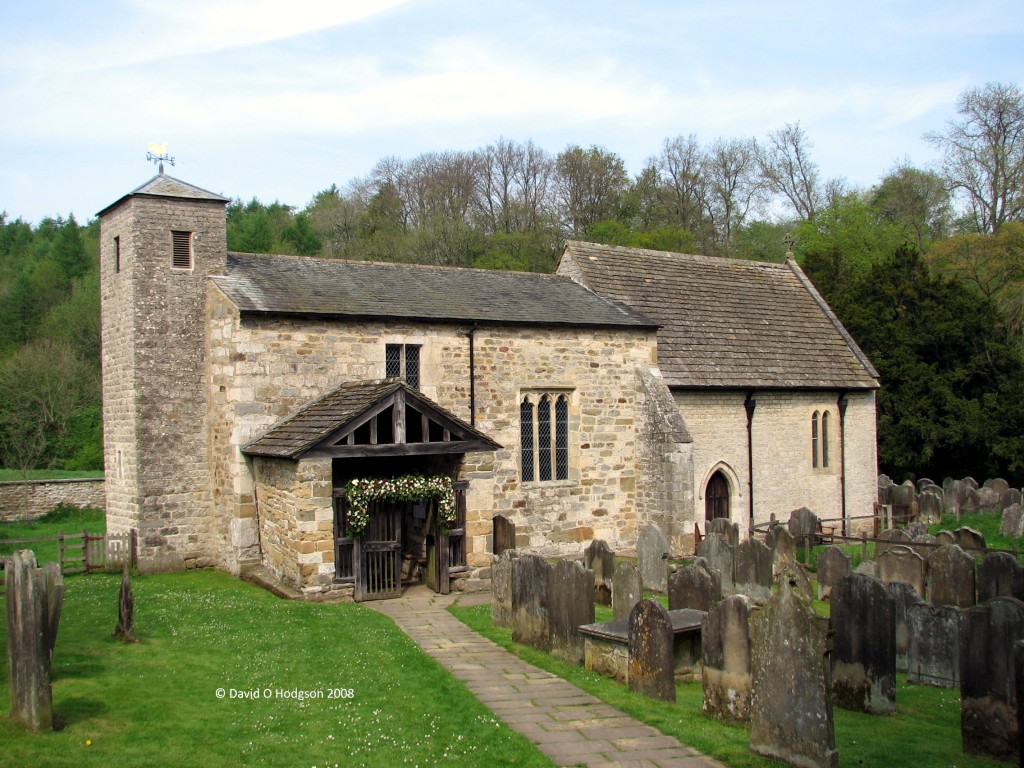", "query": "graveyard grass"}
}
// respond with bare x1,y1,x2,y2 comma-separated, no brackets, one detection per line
0,570,552,768
0,506,106,563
